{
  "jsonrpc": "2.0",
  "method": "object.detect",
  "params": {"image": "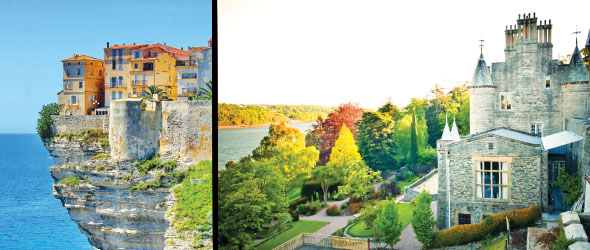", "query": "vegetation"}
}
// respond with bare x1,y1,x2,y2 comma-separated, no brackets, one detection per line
409,108,418,165
374,200,403,248
348,221,374,237
254,220,329,250
356,103,398,172
325,205,341,216
306,103,364,165
286,187,301,202
90,153,107,161
311,165,341,204
170,161,212,232
58,176,87,187
218,103,333,126
555,166,582,205
431,205,541,248
129,182,167,192
142,85,166,100
36,103,61,141
411,190,435,248
135,152,178,175
196,81,212,100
